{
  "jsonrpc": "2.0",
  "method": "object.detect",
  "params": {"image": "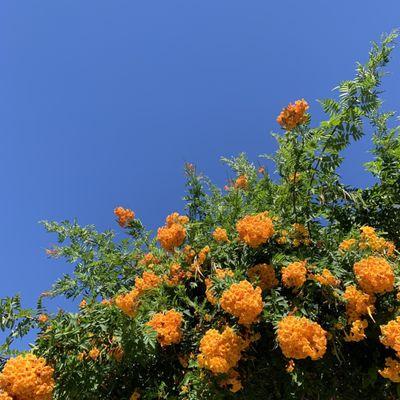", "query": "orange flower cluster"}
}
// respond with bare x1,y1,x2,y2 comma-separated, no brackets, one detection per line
236,212,275,248
157,212,188,251
190,246,210,273
219,369,243,393
109,346,124,362
353,256,394,294
114,206,135,227
38,314,49,324
276,229,288,245
344,319,368,342
183,245,196,264
0,354,54,400
277,316,327,360
115,288,140,317
212,227,229,243
220,280,263,325
313,269,340,287
380,317,400,356
205,268,234,305
234,175,248,190
247,263,278,291
135,271,161,293
281,261,307,289
339,227,395,256
88,347,100,361
343,285,375,322
290,223,310,247
379,358,400,383
198,327,247,374
276,99,309,131
0,391,12,400
166,212,189,226
339,238,357,252
285,359,295,373
115,271,161,317
359,226,395,255
147,309,183,347
165,263,185,286
130,391,141,400
139,252,159,267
